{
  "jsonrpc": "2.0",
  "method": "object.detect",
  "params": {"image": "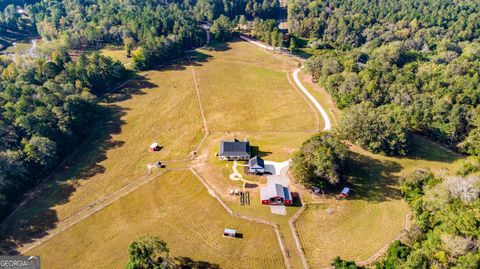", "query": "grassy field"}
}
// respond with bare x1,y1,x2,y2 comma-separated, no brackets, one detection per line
26,170,284,269
1,66,205,247
1,39,42,55
295,135,463,268
193,42,317,132
100,46,133,66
